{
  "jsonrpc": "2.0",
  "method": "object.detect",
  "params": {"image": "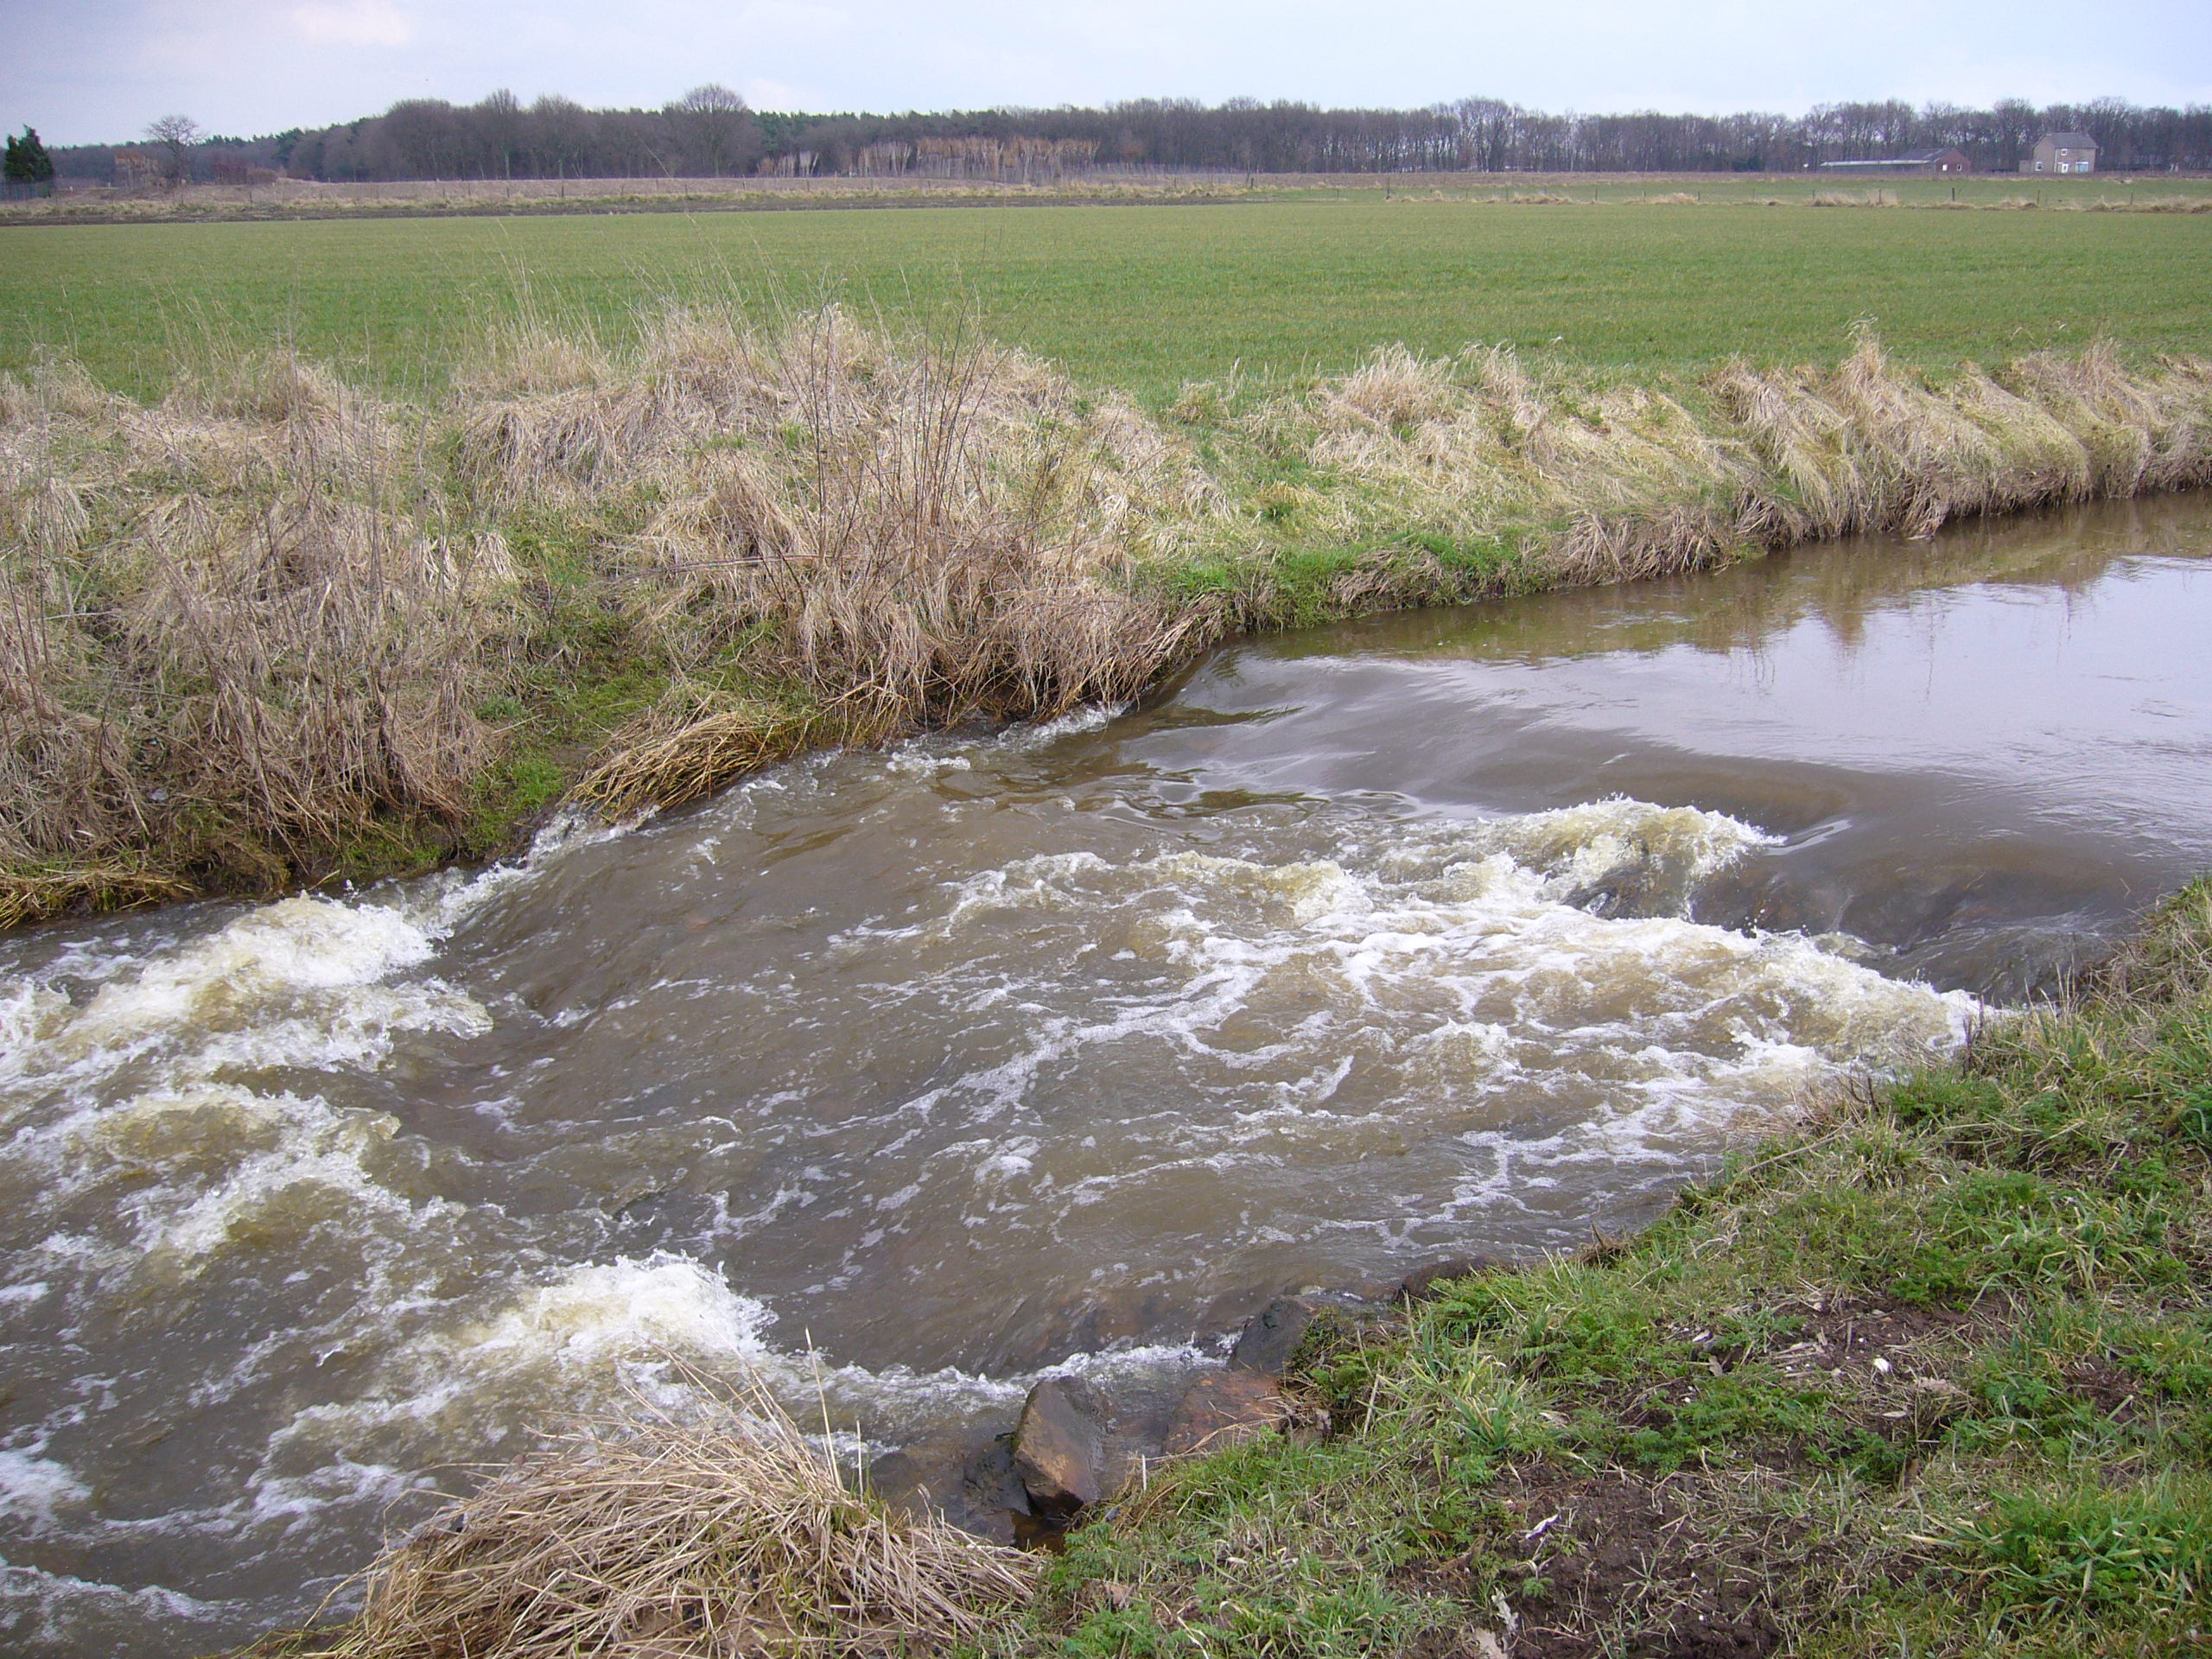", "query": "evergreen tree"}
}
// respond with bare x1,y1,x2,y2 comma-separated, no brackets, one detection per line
4,127,55,188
